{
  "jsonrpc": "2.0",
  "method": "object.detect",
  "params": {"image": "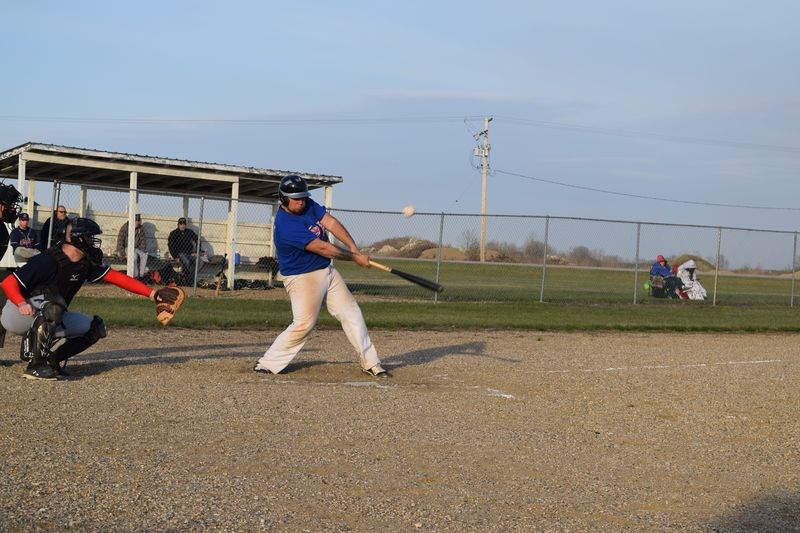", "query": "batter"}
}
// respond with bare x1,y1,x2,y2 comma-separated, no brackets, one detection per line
253,175,388,377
